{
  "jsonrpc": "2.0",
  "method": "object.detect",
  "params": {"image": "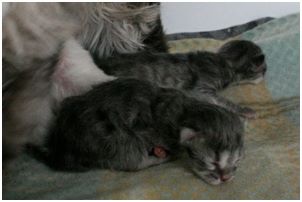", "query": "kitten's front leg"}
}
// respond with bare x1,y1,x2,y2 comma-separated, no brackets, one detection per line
211,94,256,119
